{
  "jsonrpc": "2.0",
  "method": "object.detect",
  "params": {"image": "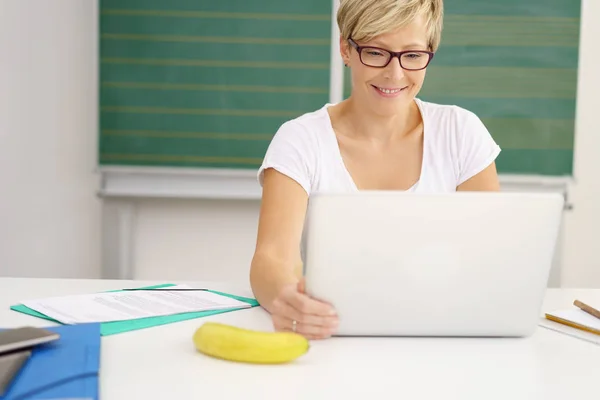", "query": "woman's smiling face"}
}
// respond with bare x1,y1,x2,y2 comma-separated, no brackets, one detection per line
342,14,432,116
